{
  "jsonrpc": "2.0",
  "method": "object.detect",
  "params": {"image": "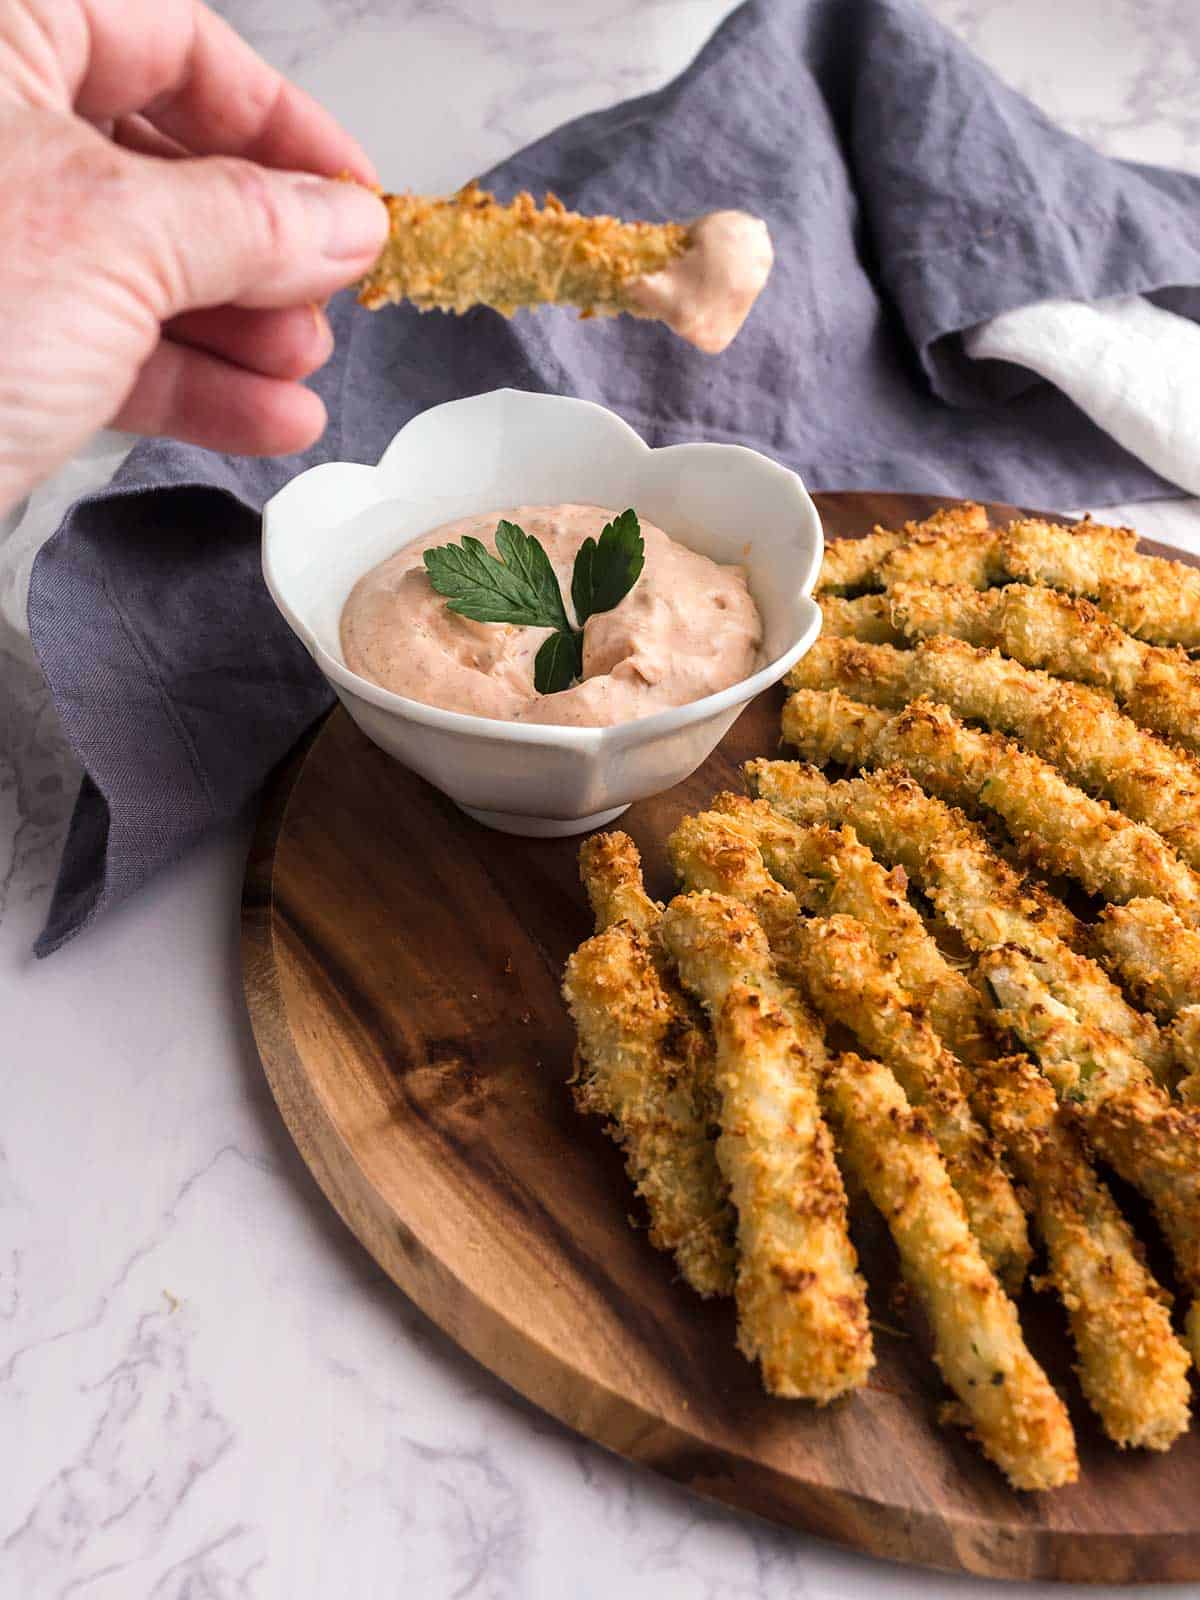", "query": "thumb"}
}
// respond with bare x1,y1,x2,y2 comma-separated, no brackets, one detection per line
128,152,389,317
